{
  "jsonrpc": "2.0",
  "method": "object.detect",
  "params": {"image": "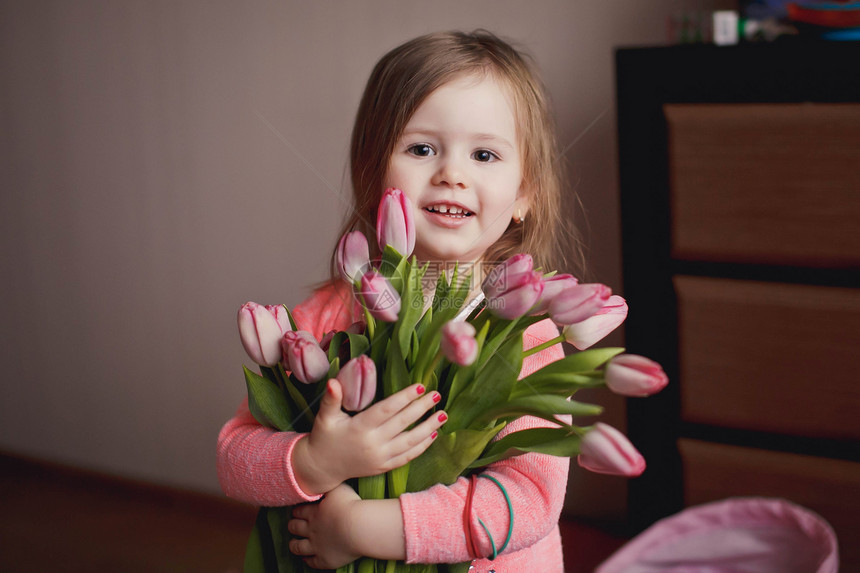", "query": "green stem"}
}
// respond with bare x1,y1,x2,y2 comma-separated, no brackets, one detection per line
522,334,564,358
421,350,443,390
364,306,376,339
